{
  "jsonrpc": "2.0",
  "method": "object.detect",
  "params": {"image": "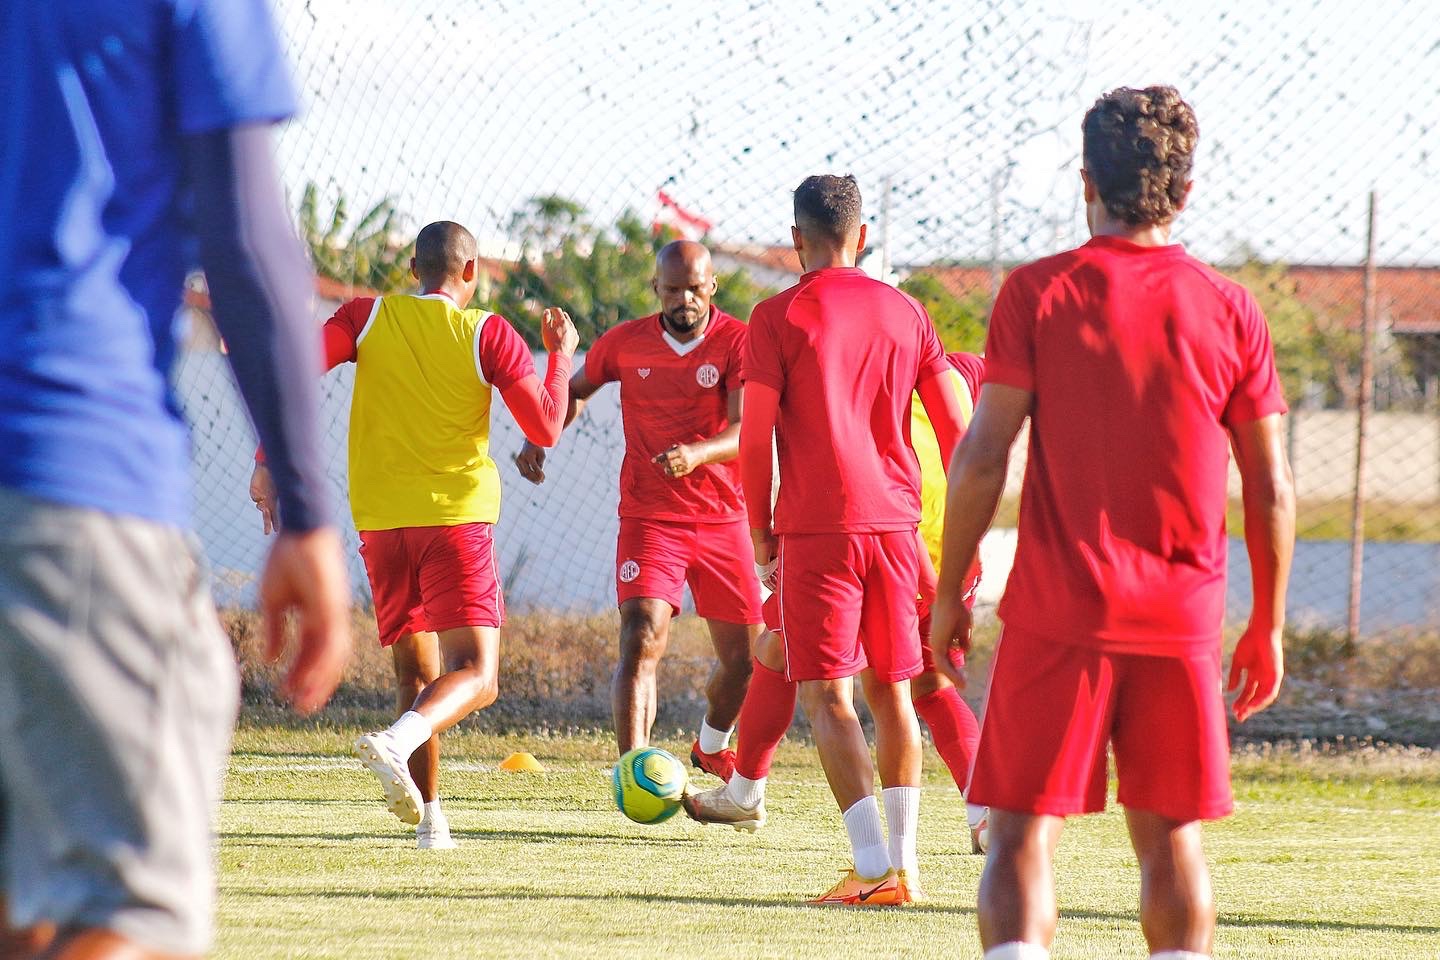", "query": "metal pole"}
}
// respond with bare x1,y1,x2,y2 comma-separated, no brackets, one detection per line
989,168,1004,309
1347,191,1379,649
880,176,892,282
